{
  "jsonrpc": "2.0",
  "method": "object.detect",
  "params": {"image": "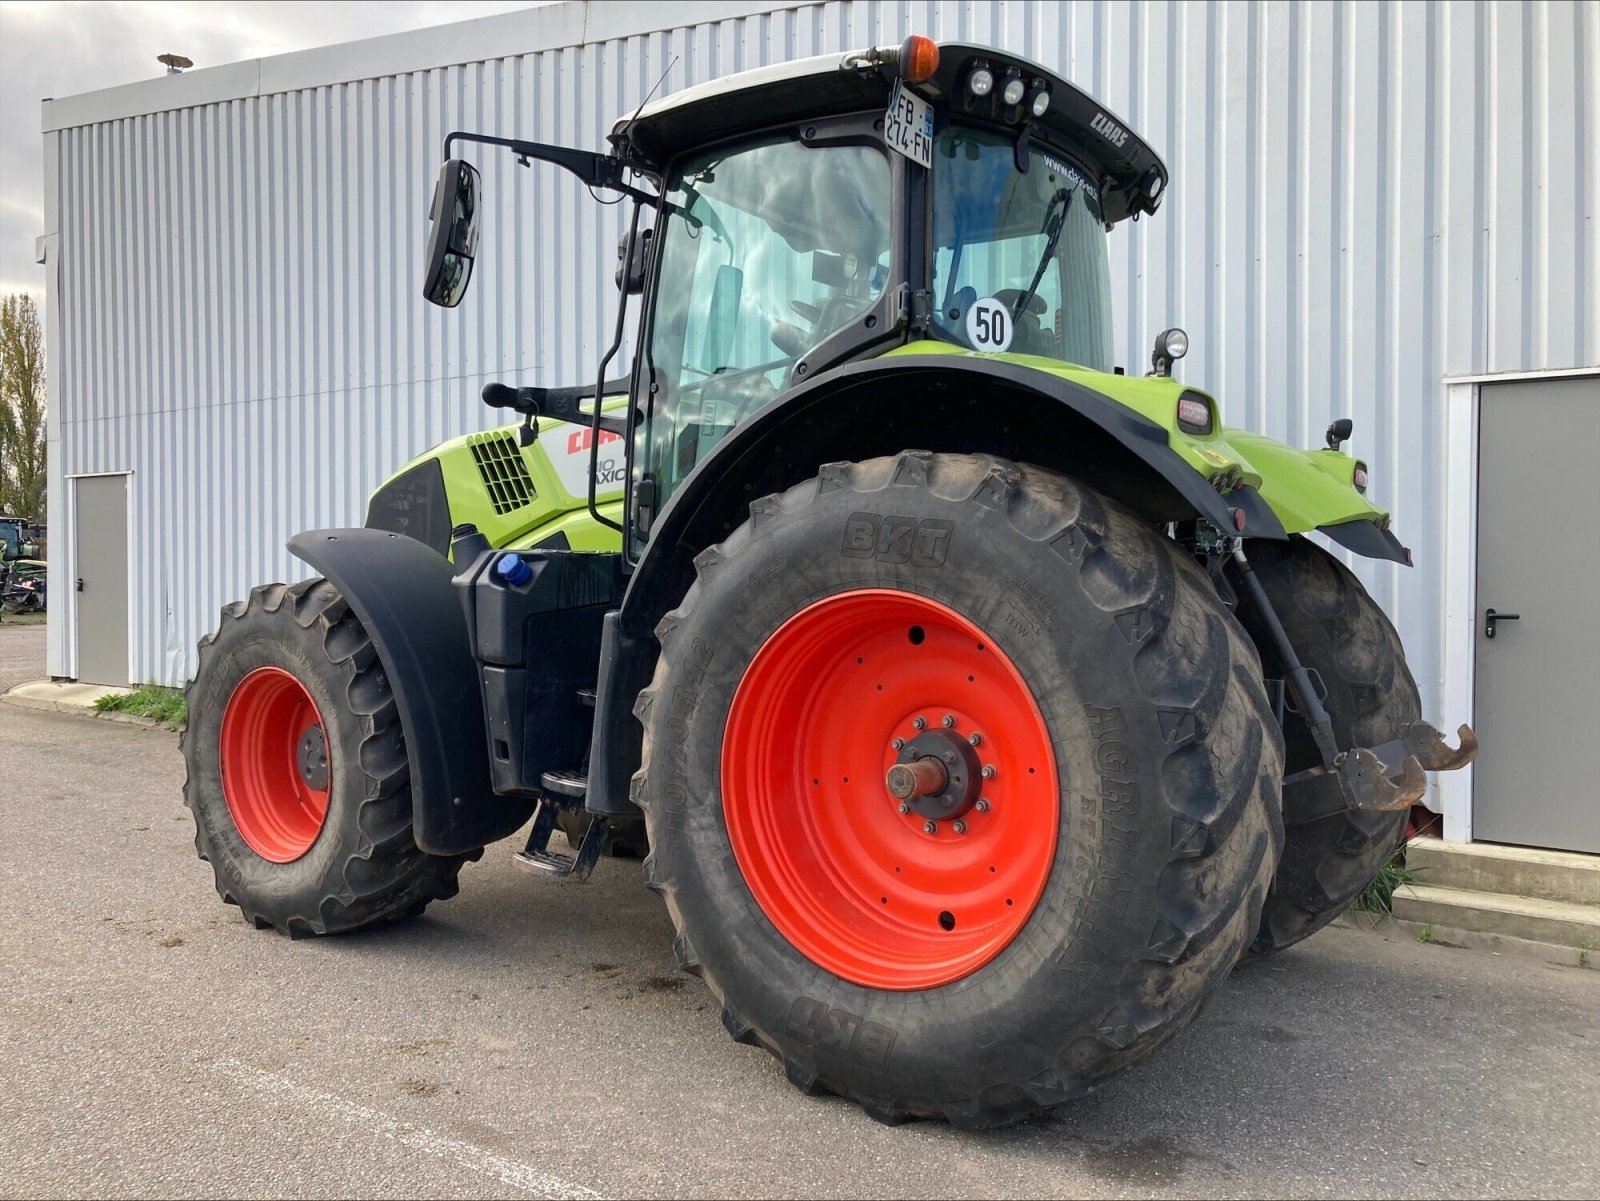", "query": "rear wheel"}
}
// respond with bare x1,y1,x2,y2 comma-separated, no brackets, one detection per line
635,452,1283,1126
182,579,471,936
1229,536,1422,953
